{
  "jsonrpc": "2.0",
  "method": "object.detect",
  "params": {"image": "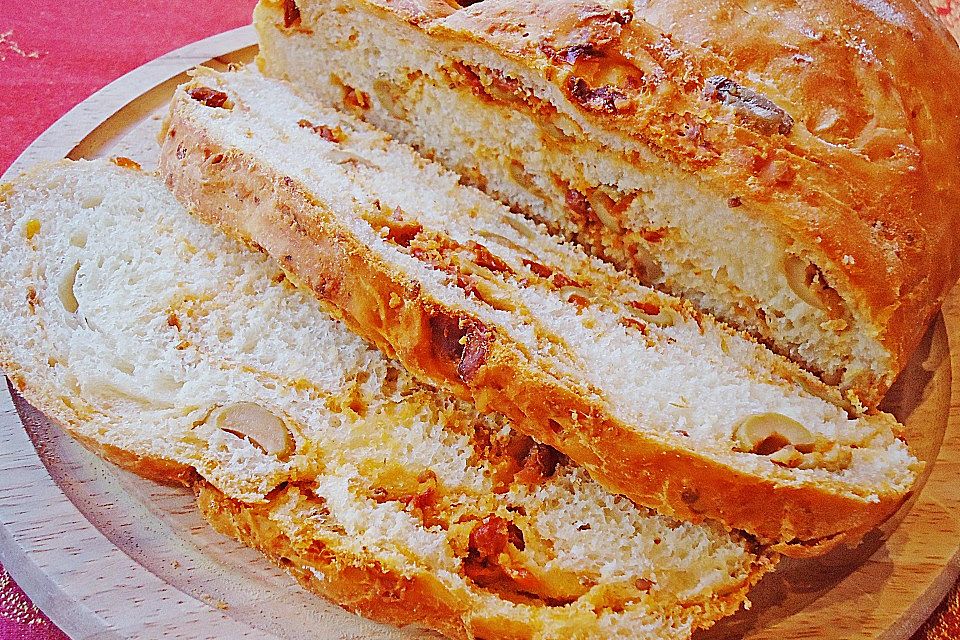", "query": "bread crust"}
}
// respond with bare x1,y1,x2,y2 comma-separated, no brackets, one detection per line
269,0,960,406
1,358,197,487
0,159,775,640
197,481,475,640
160,103,911,554
196,480,771,640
